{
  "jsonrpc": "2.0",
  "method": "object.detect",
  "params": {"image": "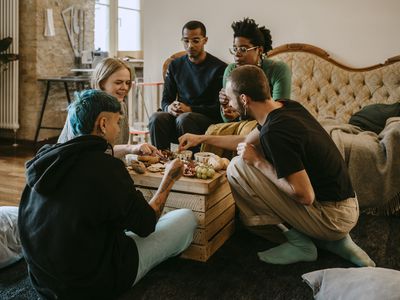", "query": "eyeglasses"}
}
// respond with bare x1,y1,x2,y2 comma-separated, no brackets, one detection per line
229,46,258,55
181,37,206,45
